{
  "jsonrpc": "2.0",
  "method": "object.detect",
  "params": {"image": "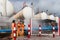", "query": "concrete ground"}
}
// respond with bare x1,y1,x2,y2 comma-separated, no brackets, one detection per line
17,35,60,40
0,32,59,40
0,35,60,40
